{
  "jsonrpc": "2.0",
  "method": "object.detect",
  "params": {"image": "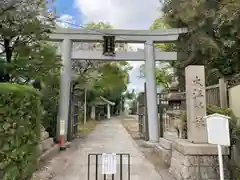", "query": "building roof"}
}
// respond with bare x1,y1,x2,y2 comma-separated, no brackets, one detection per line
91,96,115,106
